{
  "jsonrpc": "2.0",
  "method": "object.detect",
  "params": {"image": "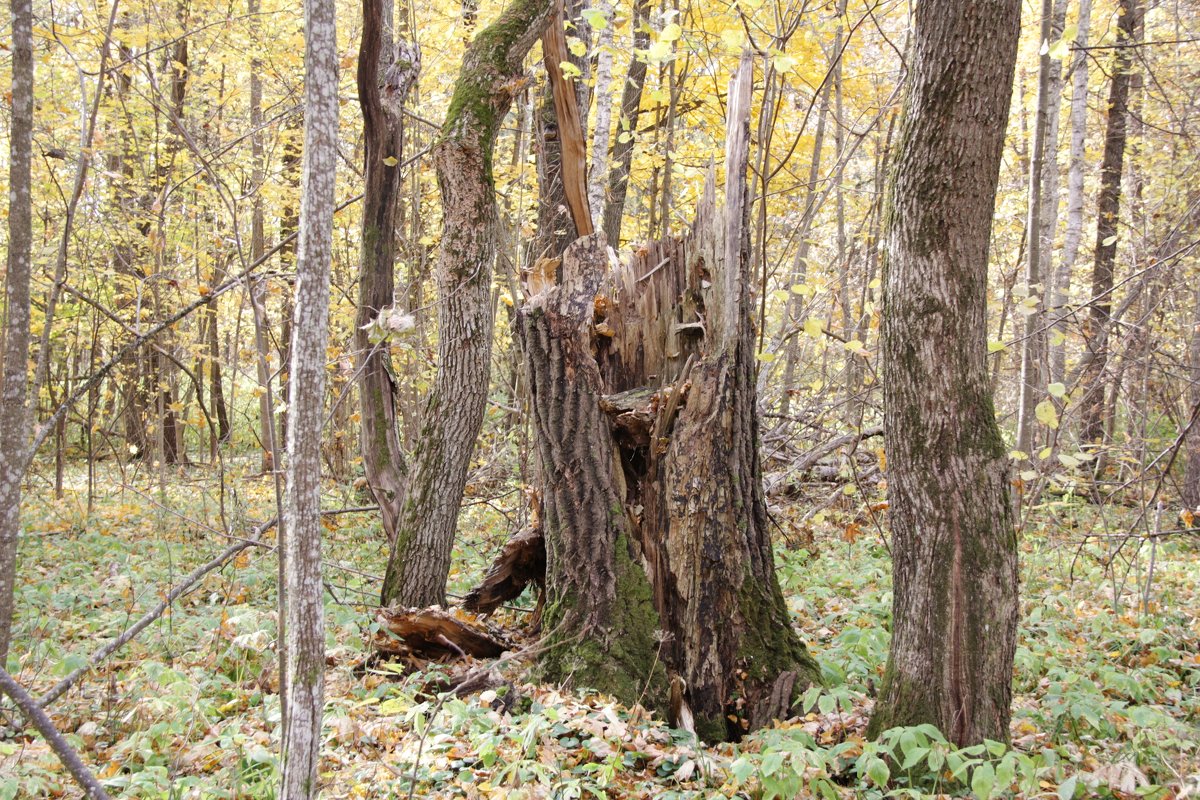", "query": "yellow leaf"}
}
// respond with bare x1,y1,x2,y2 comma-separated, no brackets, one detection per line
1035,399,1058,429
803,317,823,338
